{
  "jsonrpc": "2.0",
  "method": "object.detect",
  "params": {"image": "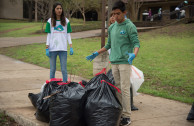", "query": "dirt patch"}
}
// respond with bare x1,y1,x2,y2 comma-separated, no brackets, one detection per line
0,25,35,34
